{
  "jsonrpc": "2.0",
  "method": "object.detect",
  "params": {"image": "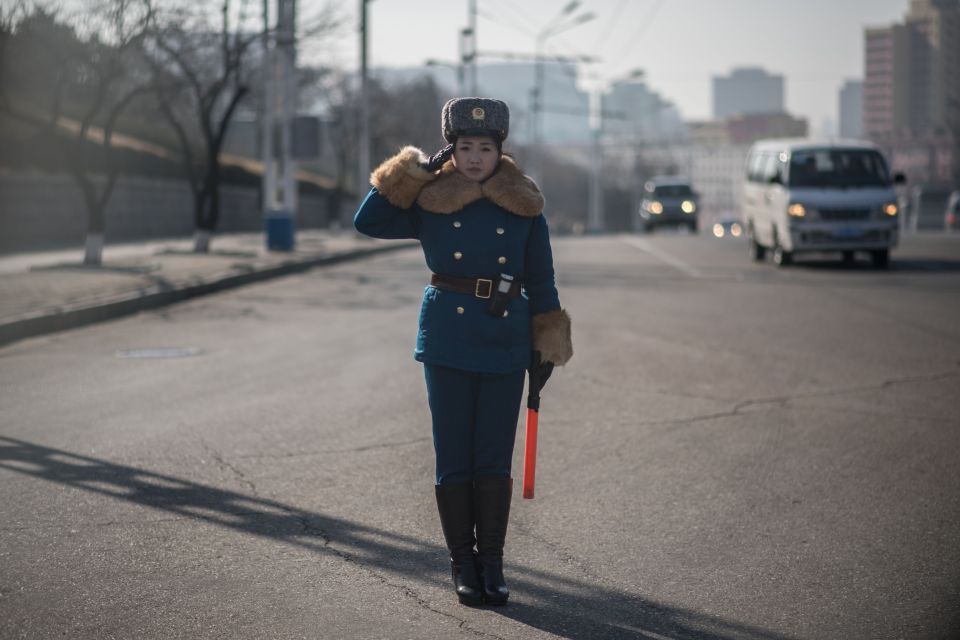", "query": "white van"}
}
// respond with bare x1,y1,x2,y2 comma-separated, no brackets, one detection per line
742,139,905,267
